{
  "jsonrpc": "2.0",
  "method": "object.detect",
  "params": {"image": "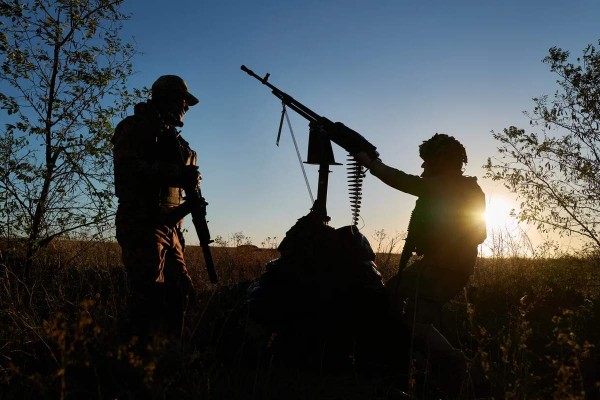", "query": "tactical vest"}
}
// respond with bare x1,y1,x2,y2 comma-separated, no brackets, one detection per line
112,102,196,210
401,175,486,268
156,126,197,207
